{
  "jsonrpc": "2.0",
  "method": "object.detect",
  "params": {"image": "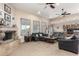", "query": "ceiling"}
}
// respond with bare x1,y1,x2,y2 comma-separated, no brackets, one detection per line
9,3,79,19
